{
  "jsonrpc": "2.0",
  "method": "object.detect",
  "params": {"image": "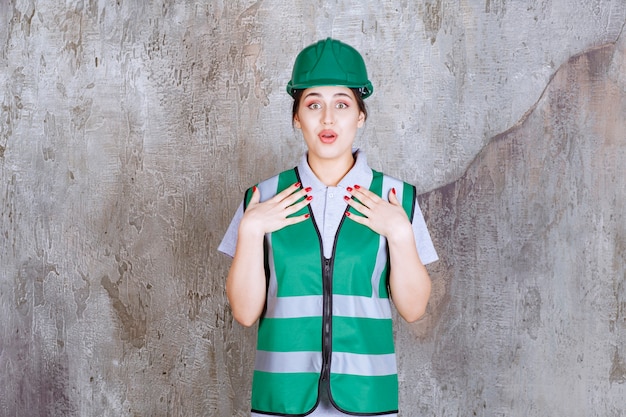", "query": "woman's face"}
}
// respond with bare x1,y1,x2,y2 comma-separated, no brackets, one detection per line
294,86,365,166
